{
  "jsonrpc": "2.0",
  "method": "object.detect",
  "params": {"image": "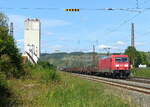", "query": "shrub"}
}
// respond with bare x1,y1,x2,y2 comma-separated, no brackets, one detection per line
0,12,24,78
0,72,7,88
41,69,60,83
0,55,25,78
31,65,60,84
37,61,56,70
0,72,12,106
